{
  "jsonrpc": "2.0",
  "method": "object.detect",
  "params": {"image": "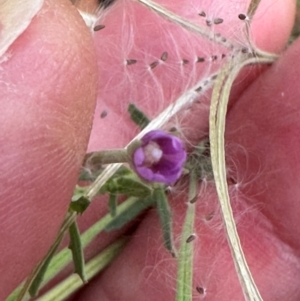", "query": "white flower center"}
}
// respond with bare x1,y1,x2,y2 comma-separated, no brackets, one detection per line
143,142,163,166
